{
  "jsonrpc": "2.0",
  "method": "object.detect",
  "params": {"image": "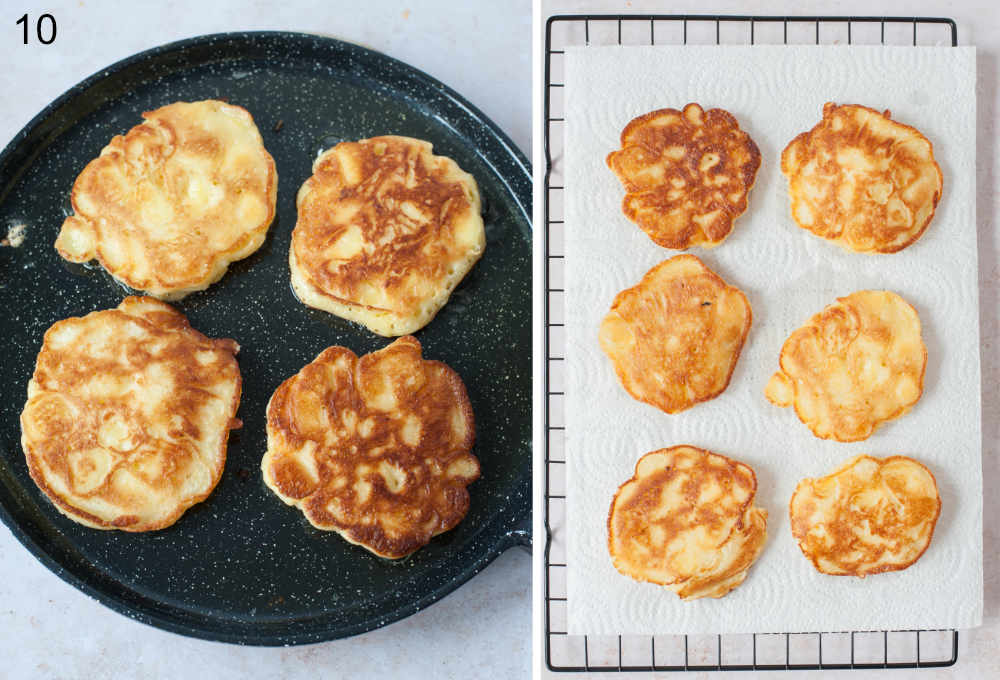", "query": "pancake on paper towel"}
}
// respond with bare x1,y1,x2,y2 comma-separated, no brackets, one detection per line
262,336,479,559
608,446,767,599
781,103,942,253
55,100,277,299
599,254,751,414
290,136,485,336
765,290,926,442
790,455,941,576
606,103,761,249
20,297,241,531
